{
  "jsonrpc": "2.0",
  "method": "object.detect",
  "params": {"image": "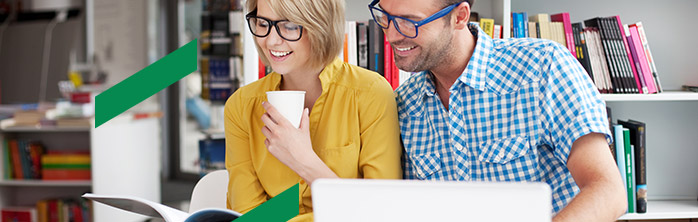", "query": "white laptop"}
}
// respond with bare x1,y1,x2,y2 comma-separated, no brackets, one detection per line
312,179,552,222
